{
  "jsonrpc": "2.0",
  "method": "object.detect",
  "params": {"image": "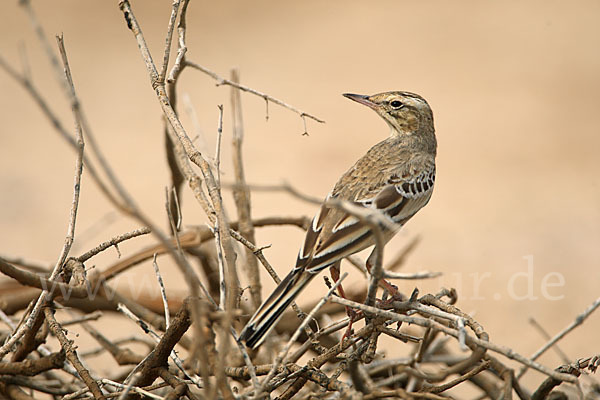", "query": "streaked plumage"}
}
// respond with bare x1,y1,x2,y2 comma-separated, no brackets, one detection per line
240,91,437,349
